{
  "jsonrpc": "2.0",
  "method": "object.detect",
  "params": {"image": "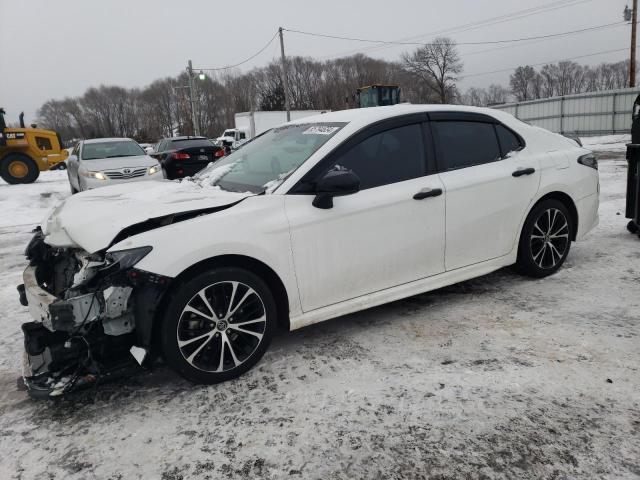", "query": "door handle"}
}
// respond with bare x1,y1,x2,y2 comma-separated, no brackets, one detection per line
512,167,535,177
413,187,443,200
